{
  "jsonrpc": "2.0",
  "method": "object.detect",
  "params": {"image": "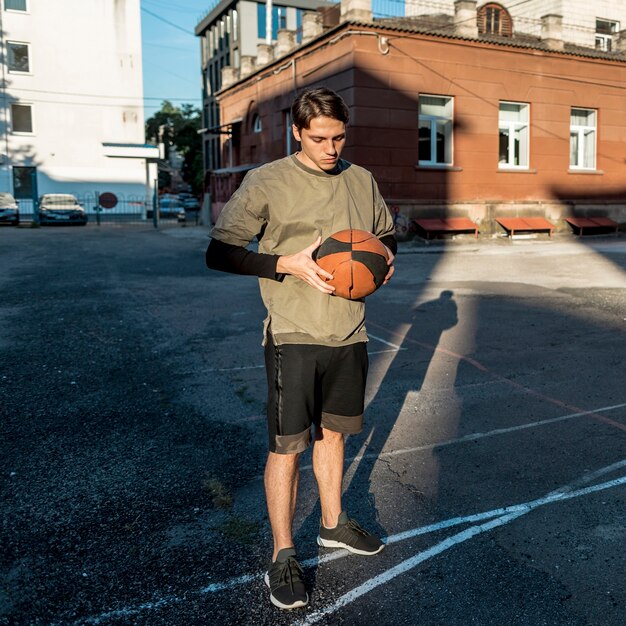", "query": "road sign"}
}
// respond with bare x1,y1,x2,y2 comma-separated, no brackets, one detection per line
99,192,118,209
